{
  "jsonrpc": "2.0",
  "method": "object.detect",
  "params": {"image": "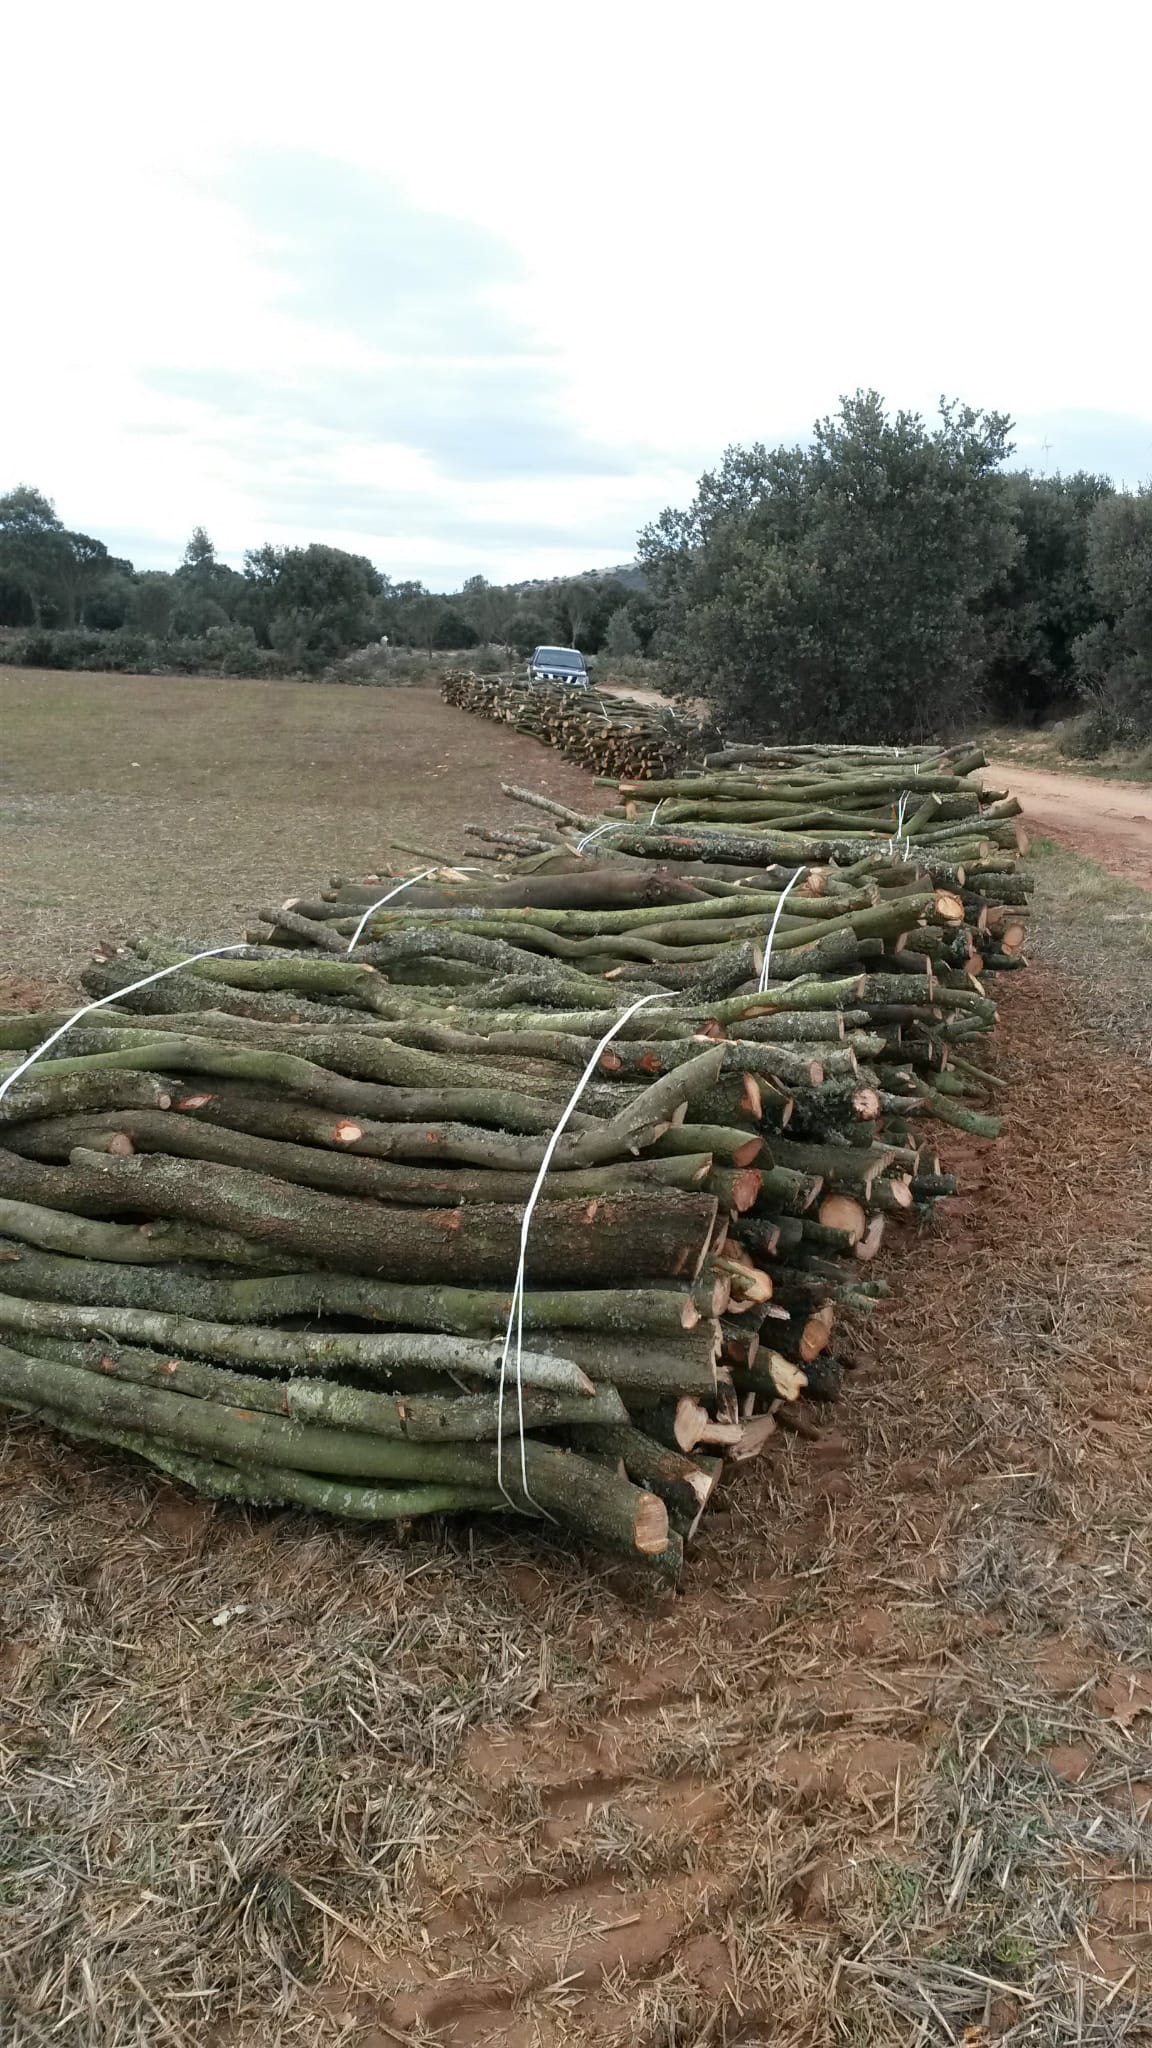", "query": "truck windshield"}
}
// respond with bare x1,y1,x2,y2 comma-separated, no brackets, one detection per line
536,649,584,668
